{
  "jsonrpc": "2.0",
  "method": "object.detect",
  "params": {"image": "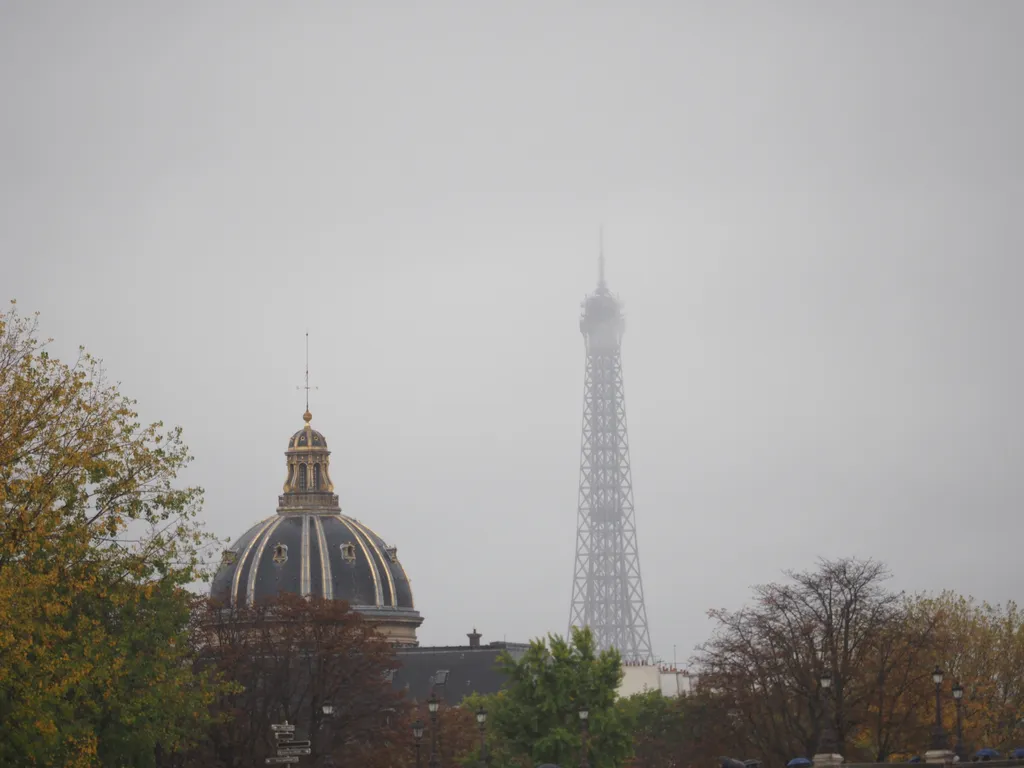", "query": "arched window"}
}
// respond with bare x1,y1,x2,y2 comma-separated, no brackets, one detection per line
298,463,308,491
313,464,321,491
